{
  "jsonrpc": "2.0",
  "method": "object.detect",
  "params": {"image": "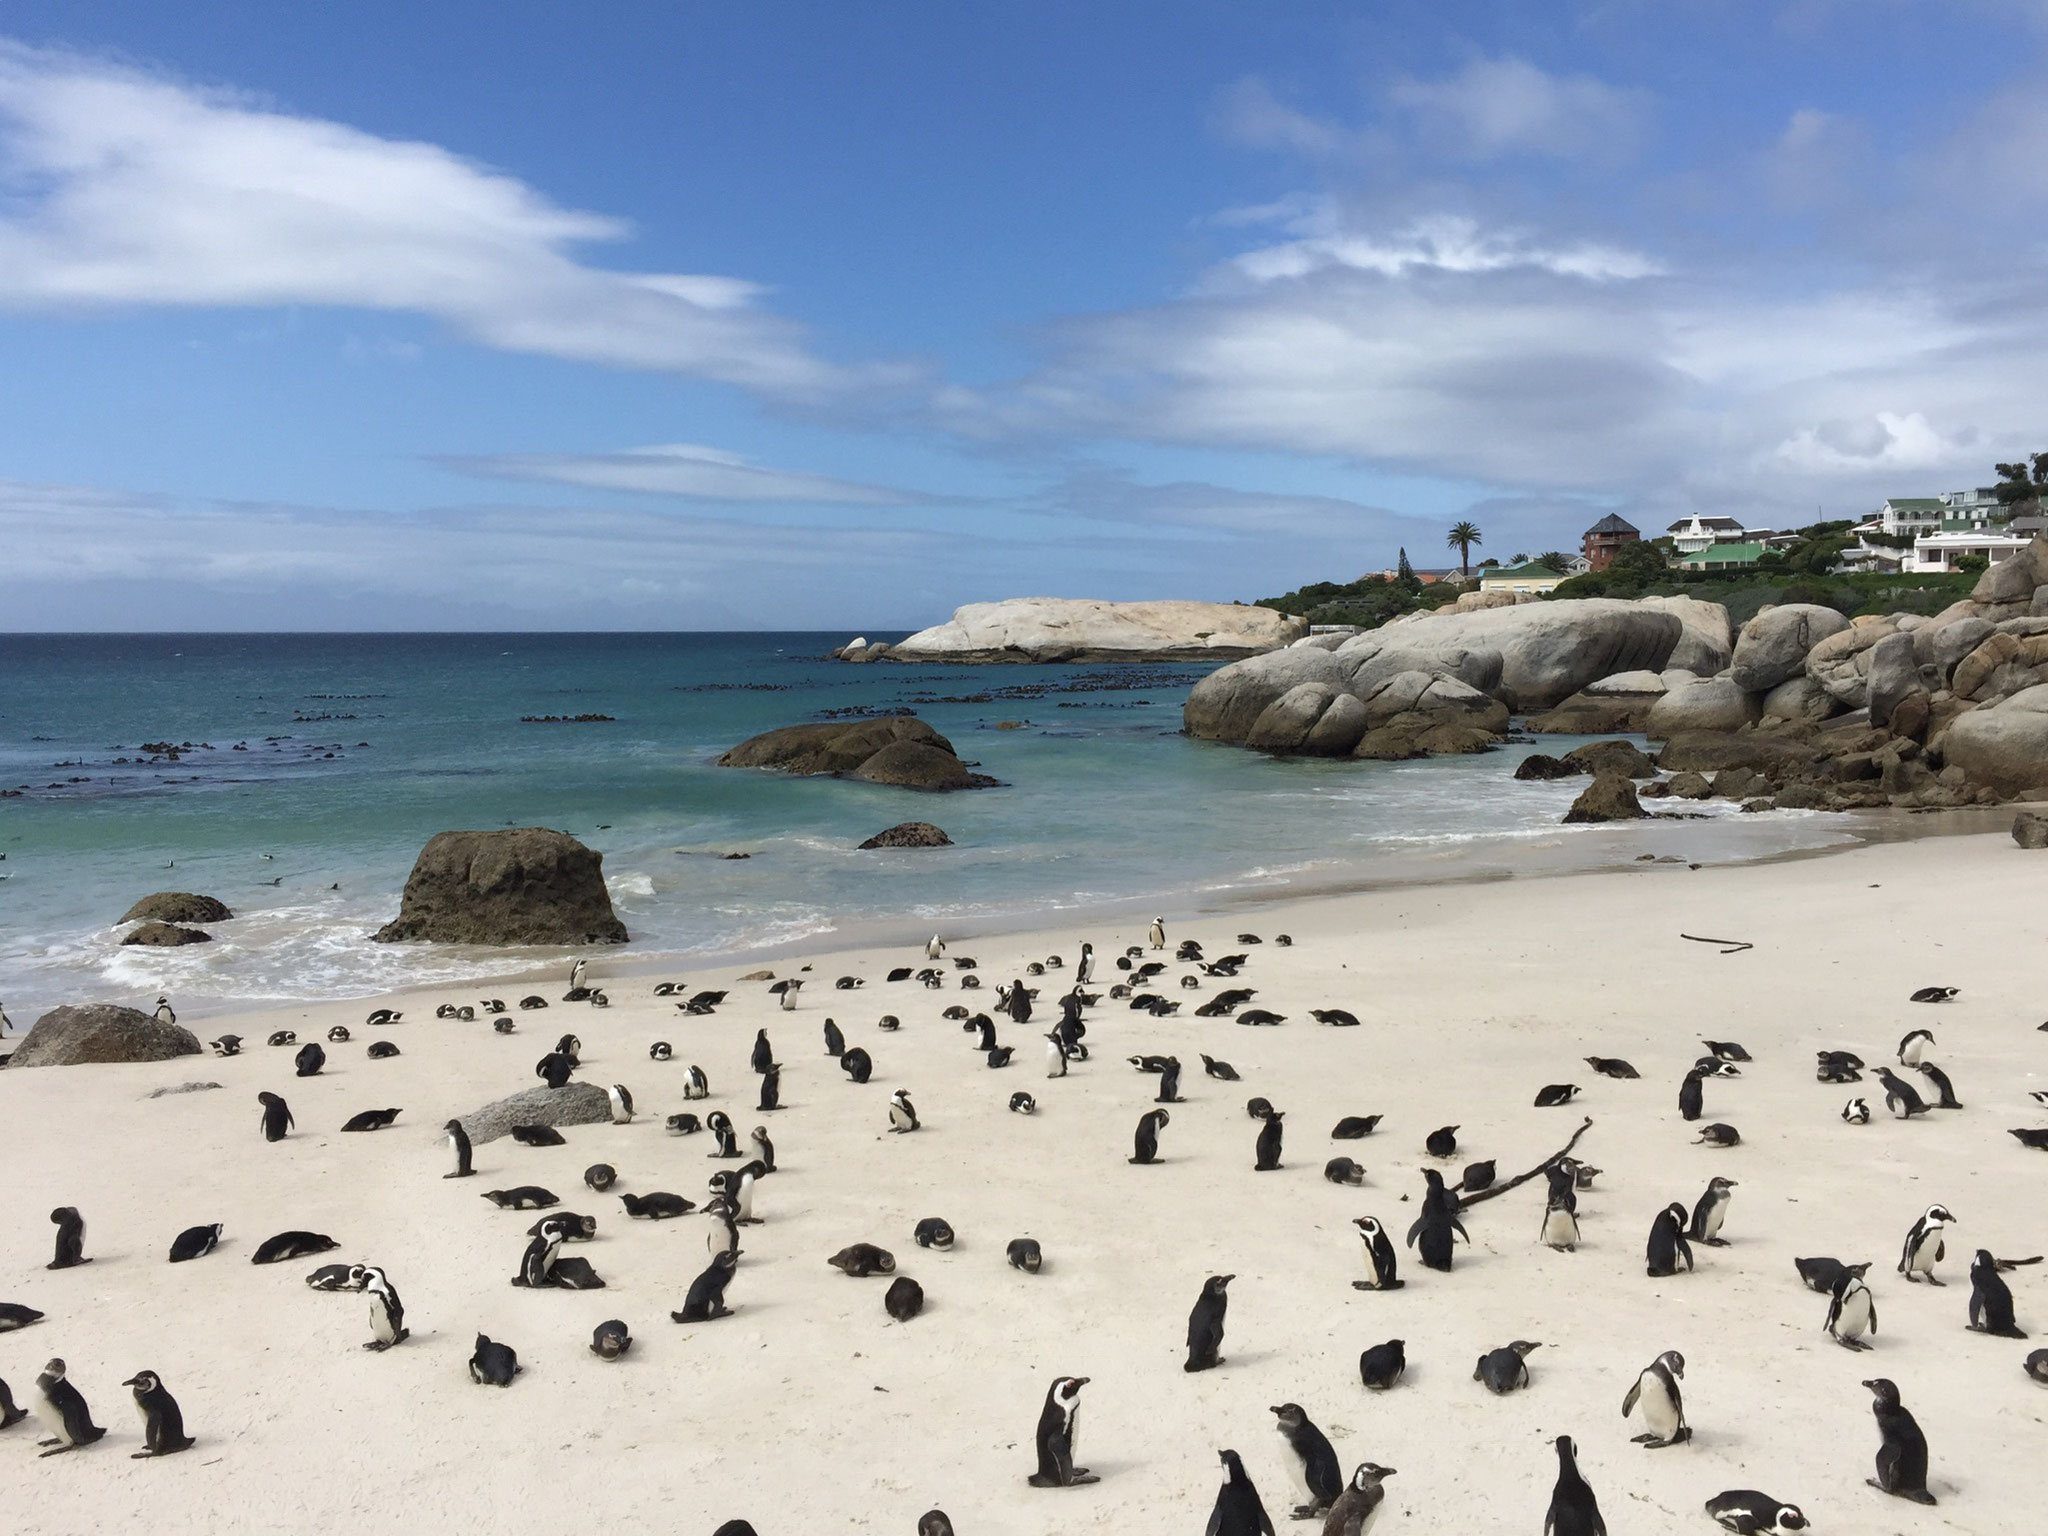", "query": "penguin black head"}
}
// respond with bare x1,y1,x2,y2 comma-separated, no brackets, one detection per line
1218,1448,1248,1476
121,1370,161,1393
1655,1349,1685,1377
41,1357,66,1381
1862,1376,1903,1408
1269,1402,1309,1431
1351,1462,1396,1486
1355,1216,1385,1239
1204,1273,1235,1295
916,1513,956,1536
